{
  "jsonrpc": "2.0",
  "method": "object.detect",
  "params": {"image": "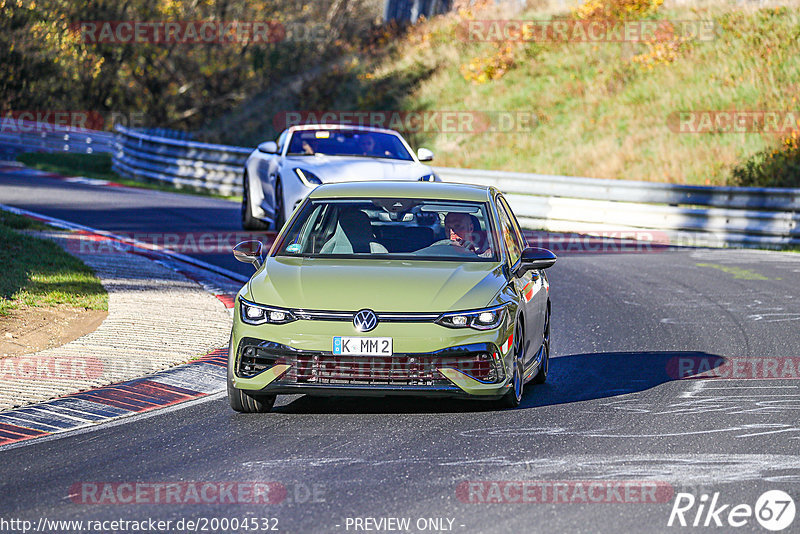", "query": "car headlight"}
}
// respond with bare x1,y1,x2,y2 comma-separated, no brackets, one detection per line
239,297,297,325
294,168,323,187
436,304,508,331
419,173,437,182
